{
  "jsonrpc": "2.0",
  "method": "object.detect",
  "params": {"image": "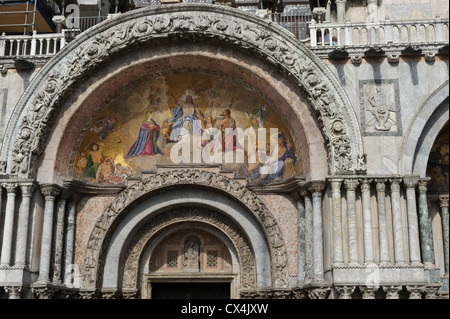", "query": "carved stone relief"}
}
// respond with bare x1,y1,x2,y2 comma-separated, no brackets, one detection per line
359,79,402,136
